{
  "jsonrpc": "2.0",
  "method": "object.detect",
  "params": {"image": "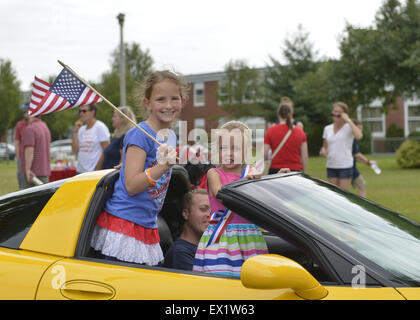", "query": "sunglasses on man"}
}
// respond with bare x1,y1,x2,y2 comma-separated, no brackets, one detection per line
79,109,91,114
